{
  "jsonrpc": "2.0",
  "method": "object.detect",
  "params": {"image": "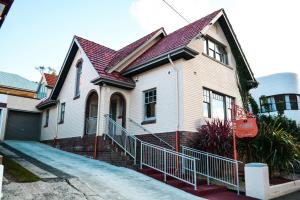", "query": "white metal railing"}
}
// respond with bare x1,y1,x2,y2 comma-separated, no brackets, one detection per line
129,118,175,150
104,115,137,164
181,145,241,194
140,141,197,190
86,117,97,134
